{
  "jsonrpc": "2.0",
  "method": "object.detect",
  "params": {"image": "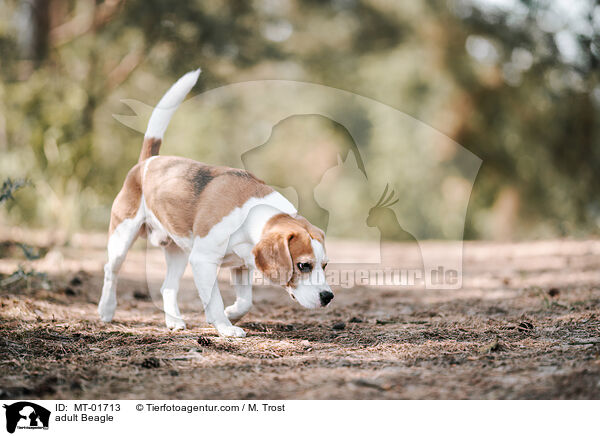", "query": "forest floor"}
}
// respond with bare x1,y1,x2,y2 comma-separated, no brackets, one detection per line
1,229,599,399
